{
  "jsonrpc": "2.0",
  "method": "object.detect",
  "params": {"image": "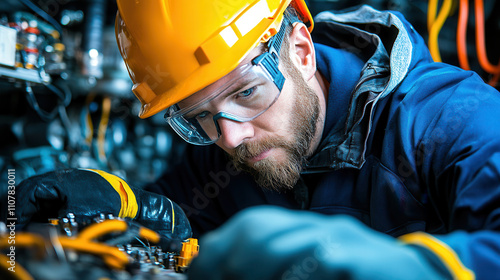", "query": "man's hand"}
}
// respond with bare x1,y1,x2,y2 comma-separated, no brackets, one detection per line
11,168,191,247
188,206,455,280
